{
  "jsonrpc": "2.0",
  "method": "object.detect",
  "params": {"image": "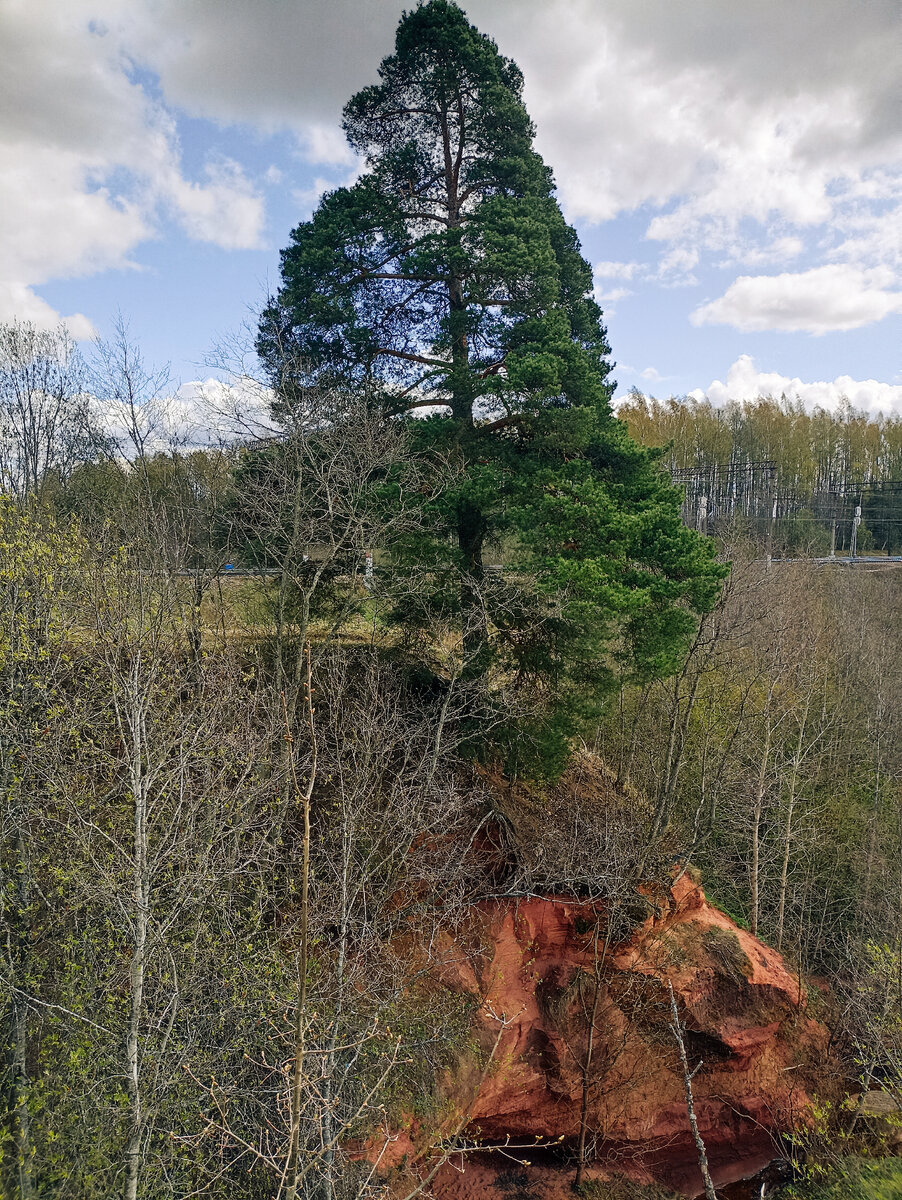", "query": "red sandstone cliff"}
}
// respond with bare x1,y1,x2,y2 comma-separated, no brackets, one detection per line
380,874,829,1198
358,757,832,1198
